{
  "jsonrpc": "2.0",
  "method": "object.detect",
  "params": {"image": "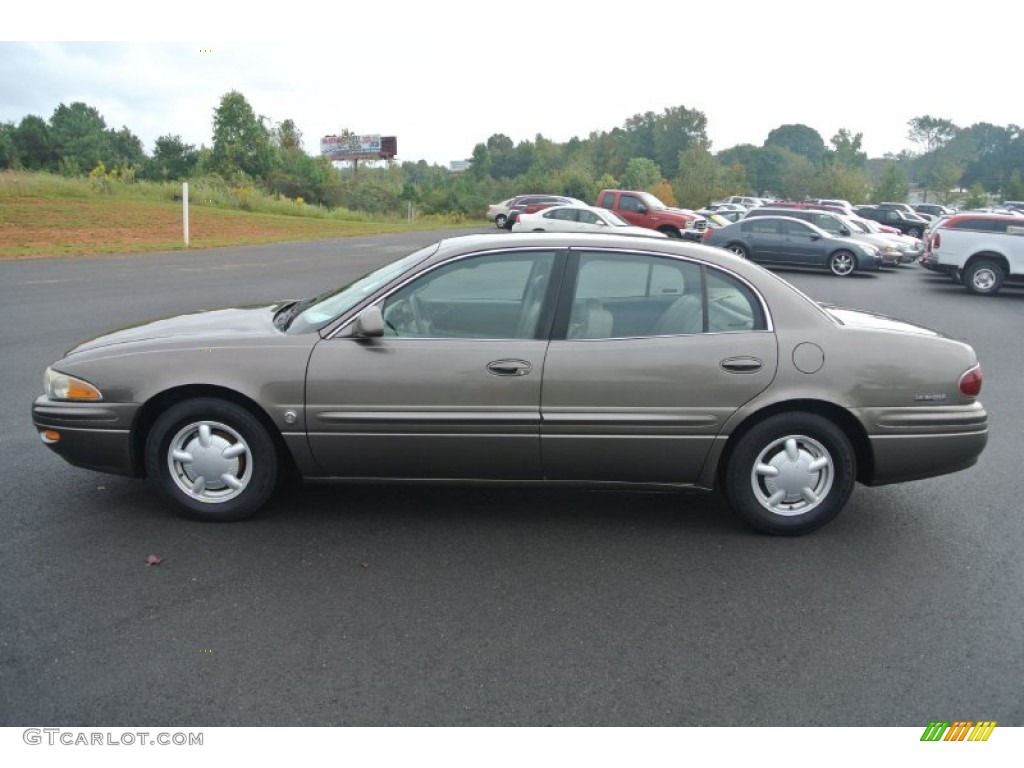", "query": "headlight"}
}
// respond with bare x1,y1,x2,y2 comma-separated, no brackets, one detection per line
44,367,103,401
